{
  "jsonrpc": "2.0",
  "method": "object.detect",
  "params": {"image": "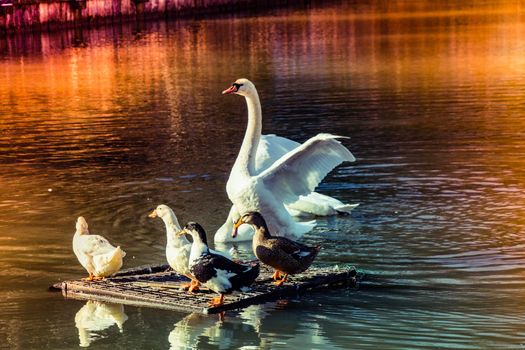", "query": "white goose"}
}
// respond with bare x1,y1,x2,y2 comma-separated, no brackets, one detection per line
149,204,231,291
219,78,356,240
72,217,126,280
